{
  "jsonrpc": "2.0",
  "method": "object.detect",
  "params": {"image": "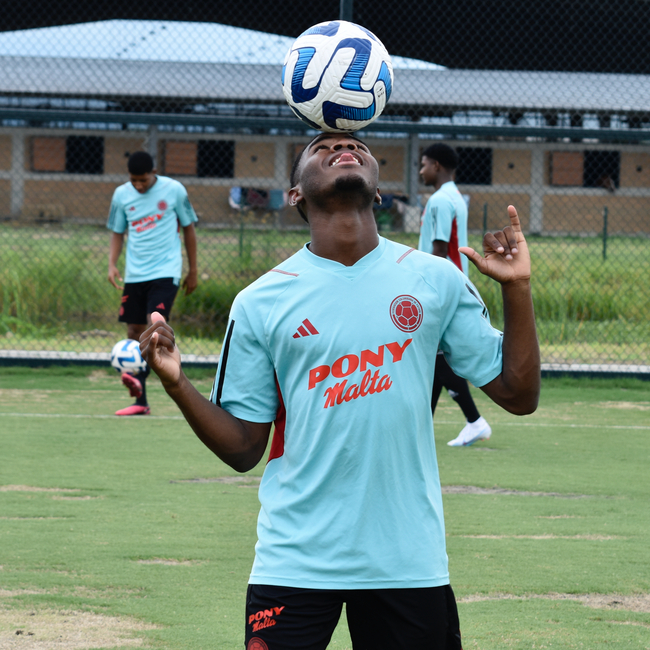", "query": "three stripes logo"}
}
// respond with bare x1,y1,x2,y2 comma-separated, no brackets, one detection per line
293,319,319,339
